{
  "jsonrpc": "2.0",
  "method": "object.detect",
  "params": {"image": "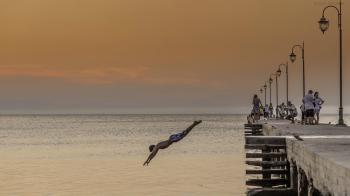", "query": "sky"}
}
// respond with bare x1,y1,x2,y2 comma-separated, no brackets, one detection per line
0,0,349,114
